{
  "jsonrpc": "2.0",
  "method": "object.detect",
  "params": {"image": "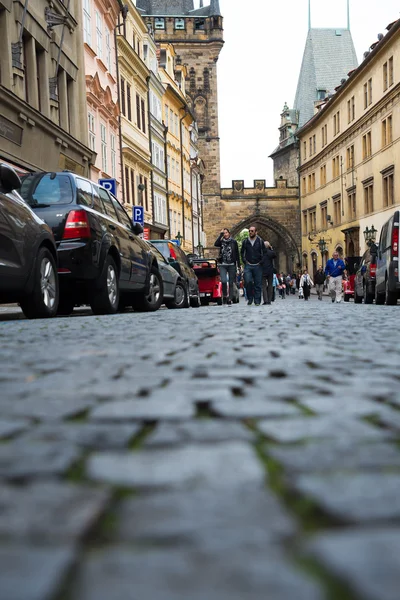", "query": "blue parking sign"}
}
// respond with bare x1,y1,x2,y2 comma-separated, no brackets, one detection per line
133,206,144,227
99,178,117,196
